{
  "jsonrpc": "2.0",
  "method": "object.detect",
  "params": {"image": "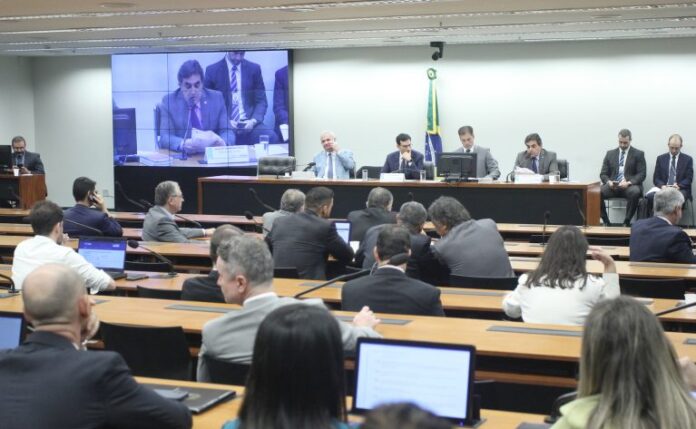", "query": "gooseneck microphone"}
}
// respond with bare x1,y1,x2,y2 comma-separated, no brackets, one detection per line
249,188,276,212
541,210,551,246
505,170,514,183
0,273,19,295
573,192,587,228
63,218,104,237
303,162,316,172
244,210,270,234
126,240,177,277
294,253,410,299
115,181,148,211
655,300,696,316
